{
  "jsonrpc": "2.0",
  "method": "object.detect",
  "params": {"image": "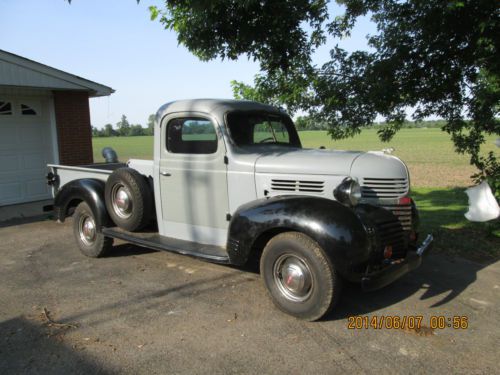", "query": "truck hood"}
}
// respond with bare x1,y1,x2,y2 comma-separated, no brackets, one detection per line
350,151,409,180
254,148,363,176
254,147,408,180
